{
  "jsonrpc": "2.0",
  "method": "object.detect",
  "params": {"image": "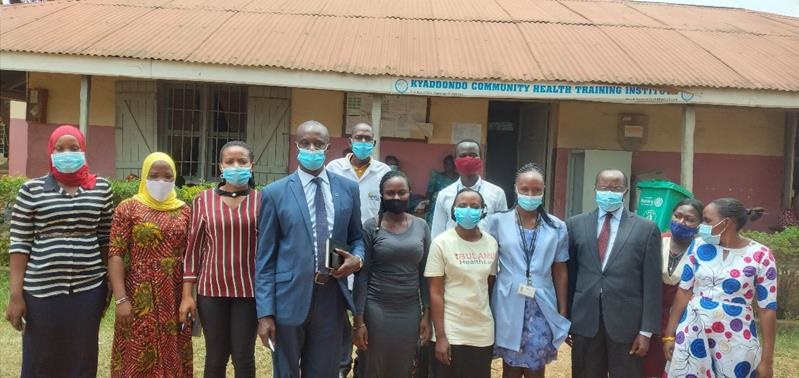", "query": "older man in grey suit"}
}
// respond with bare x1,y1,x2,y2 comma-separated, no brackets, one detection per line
566,169,661,378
